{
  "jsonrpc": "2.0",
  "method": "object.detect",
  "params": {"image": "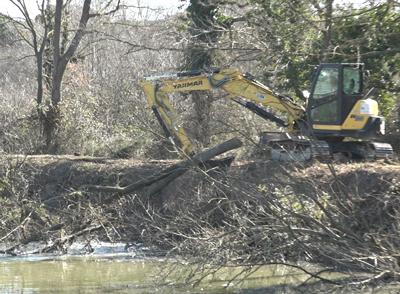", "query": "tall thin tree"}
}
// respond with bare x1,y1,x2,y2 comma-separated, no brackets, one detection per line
7,0,121,151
